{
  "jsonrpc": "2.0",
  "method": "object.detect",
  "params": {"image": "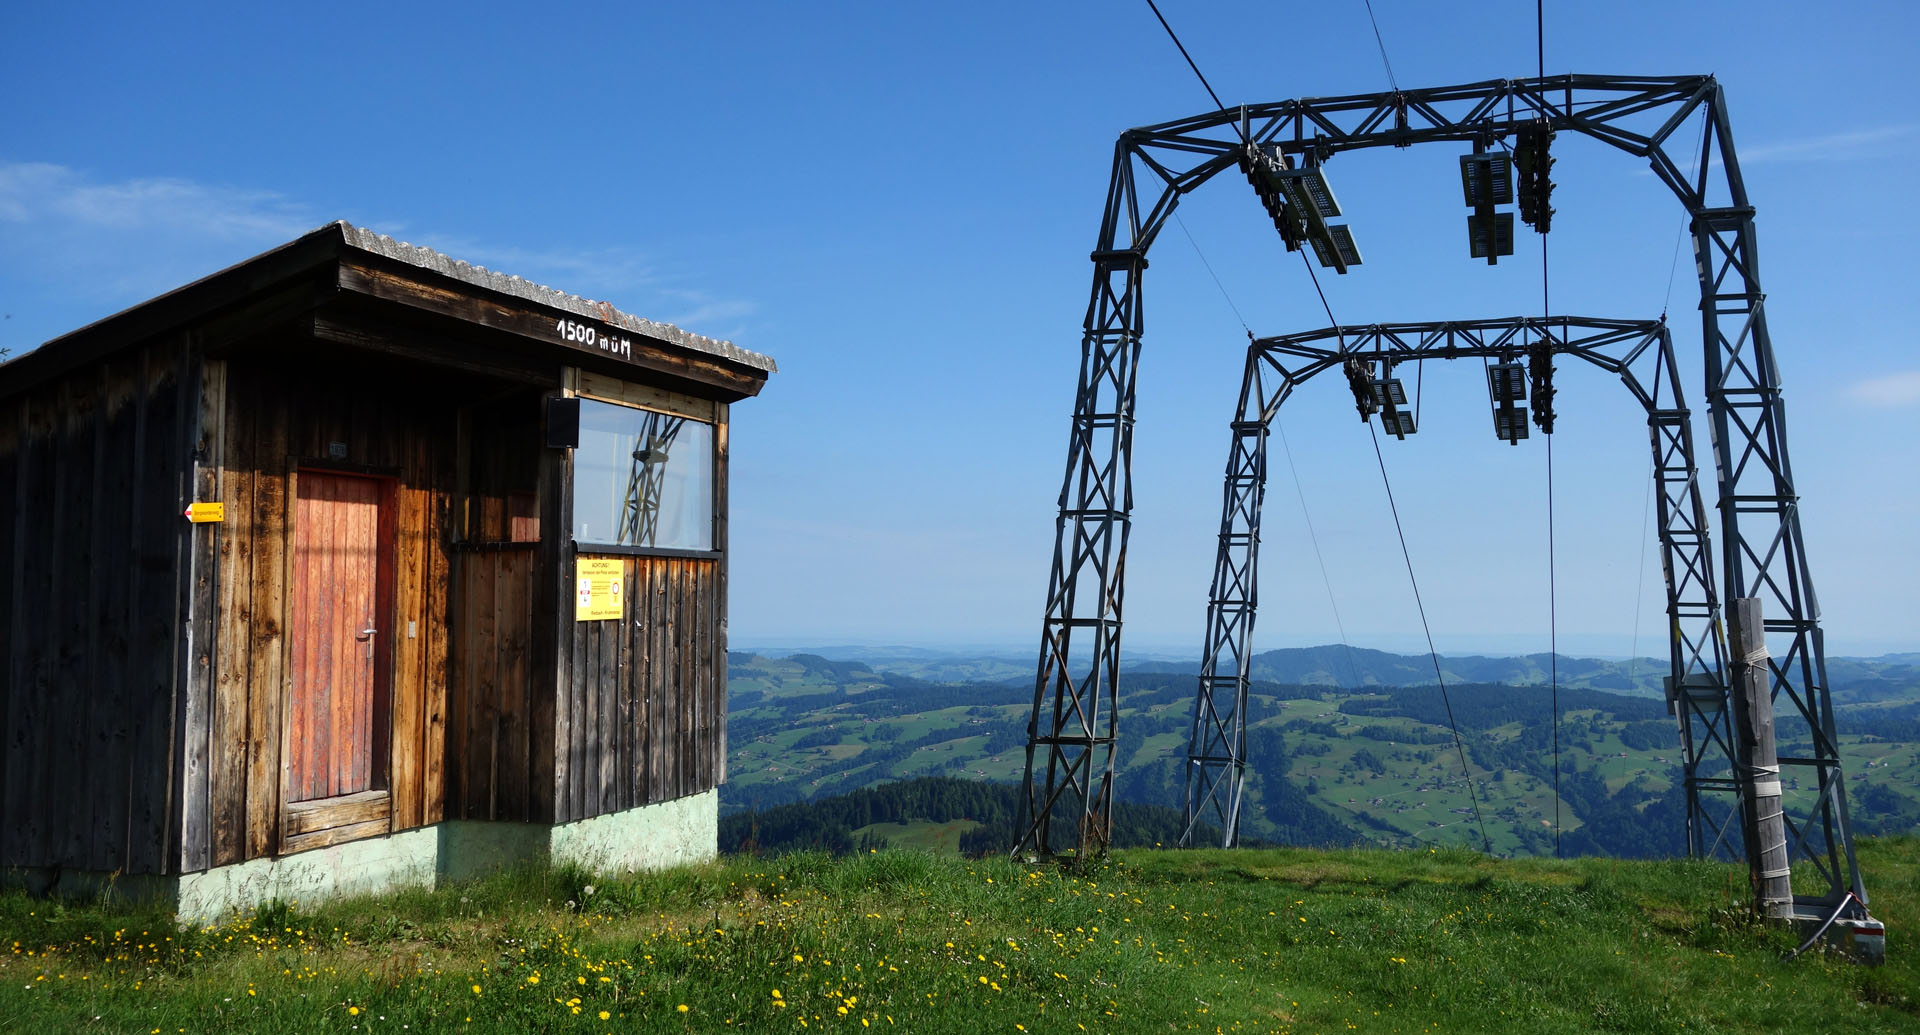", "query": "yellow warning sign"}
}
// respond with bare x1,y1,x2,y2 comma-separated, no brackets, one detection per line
575,557,625,621
184,501,225,523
